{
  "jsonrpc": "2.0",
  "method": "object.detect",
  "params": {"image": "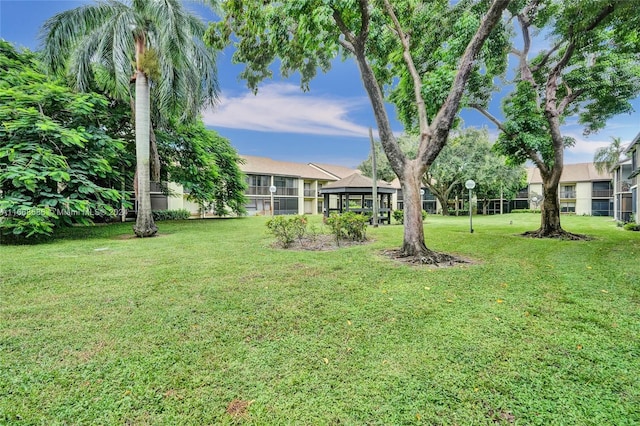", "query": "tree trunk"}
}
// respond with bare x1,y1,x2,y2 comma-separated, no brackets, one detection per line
400,164,428,256
539,178,562,234
437,195,449,216
522,167,586,240
133,71,158,237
